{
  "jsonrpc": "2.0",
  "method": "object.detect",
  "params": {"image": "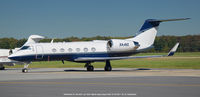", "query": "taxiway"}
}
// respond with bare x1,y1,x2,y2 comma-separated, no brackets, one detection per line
0,68,200,97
